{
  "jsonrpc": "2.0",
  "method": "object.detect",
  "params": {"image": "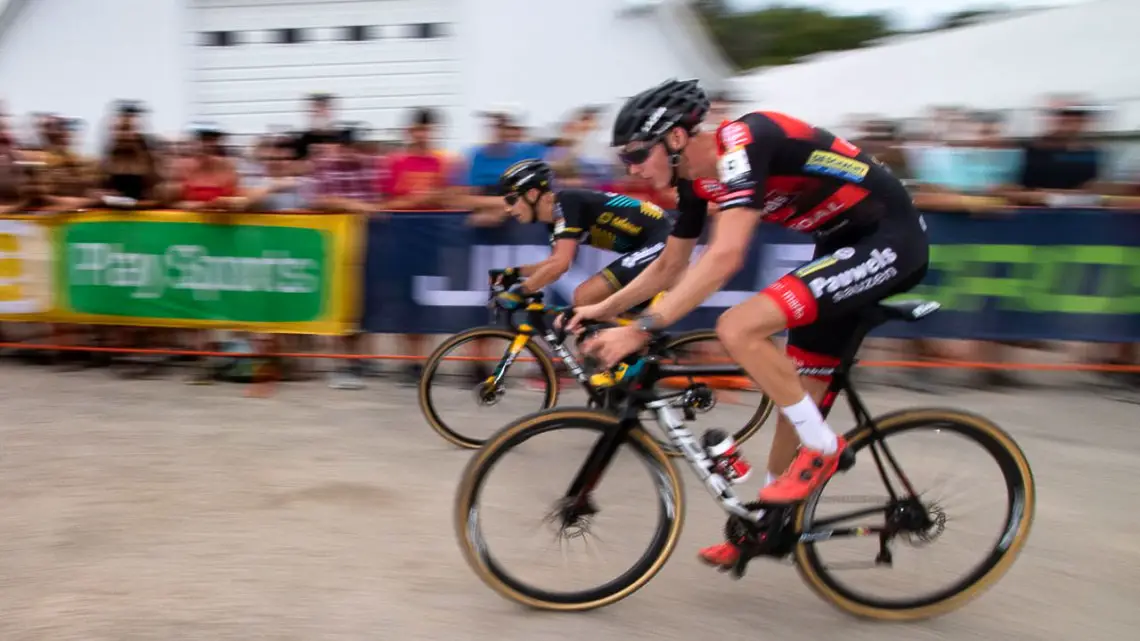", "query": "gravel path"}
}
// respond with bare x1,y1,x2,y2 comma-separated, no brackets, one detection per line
0,366,1135,640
